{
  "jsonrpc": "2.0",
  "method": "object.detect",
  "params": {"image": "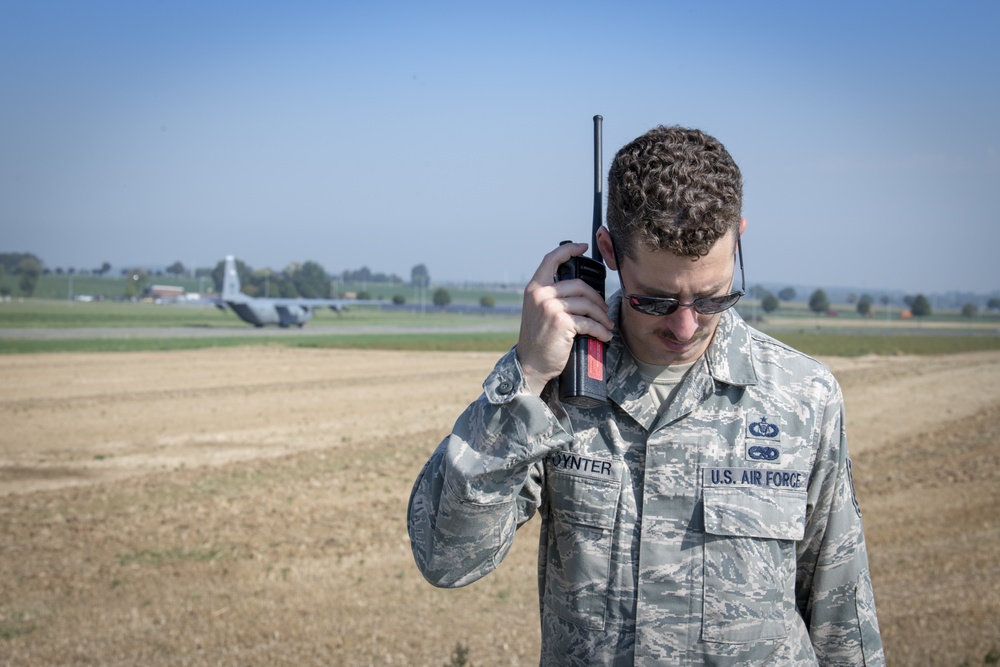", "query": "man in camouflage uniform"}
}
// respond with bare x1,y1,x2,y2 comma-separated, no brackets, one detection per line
408,126,884,665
